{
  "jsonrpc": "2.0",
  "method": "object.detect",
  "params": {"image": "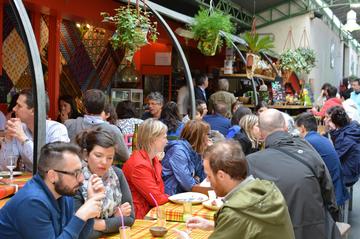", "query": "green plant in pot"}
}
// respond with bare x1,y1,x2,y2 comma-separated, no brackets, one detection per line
280,48,316,80
239,32,275,77
101,5,159,61
189,7,235,56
